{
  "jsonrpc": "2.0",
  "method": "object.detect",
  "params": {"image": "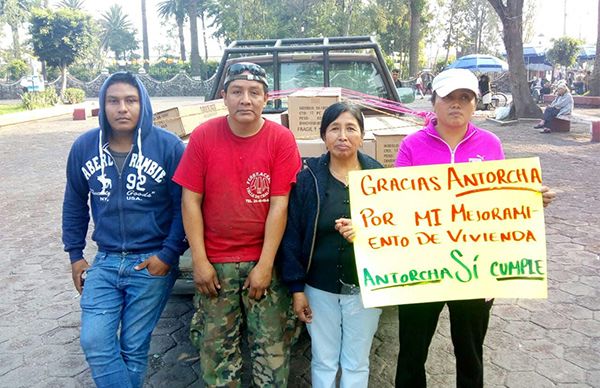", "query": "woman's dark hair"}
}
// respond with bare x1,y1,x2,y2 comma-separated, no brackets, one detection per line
319,101,364,140
431,91,437,105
